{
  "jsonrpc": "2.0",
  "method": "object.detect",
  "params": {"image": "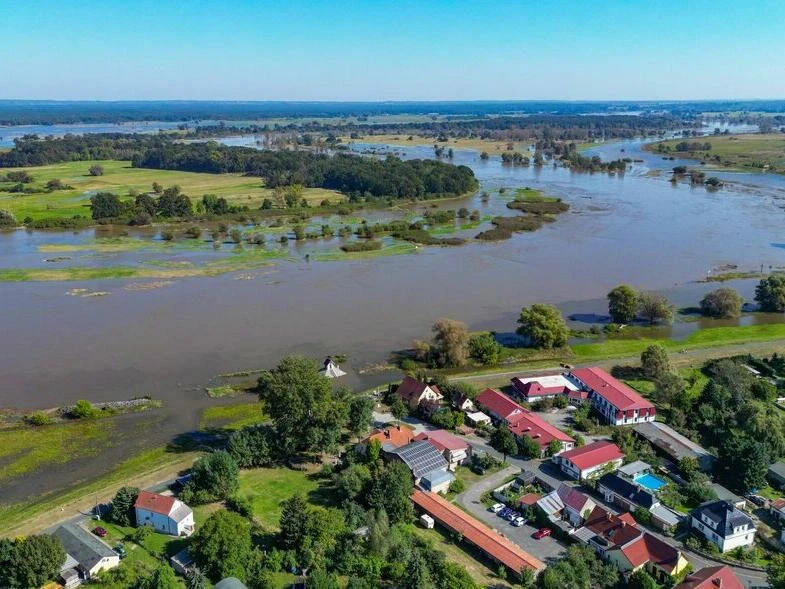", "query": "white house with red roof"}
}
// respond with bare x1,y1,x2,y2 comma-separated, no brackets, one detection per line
477,388,574,456
134,490,194,536
511,373,577,403
553,440,625,480
569,367,656,426
395,376,444,412
414,429,471,470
